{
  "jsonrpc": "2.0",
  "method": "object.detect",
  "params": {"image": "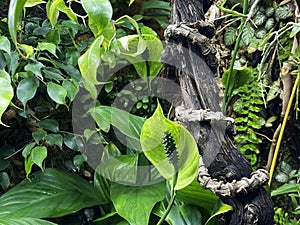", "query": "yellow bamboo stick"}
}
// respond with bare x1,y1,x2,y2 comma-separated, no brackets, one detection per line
269,73,300,186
